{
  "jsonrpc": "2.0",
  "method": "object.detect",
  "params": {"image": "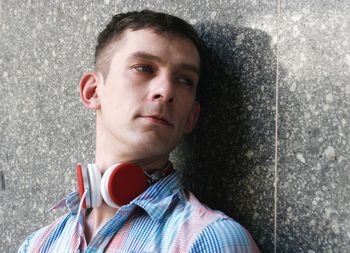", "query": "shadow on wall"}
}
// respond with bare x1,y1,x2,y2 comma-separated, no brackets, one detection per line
173,23,286,252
